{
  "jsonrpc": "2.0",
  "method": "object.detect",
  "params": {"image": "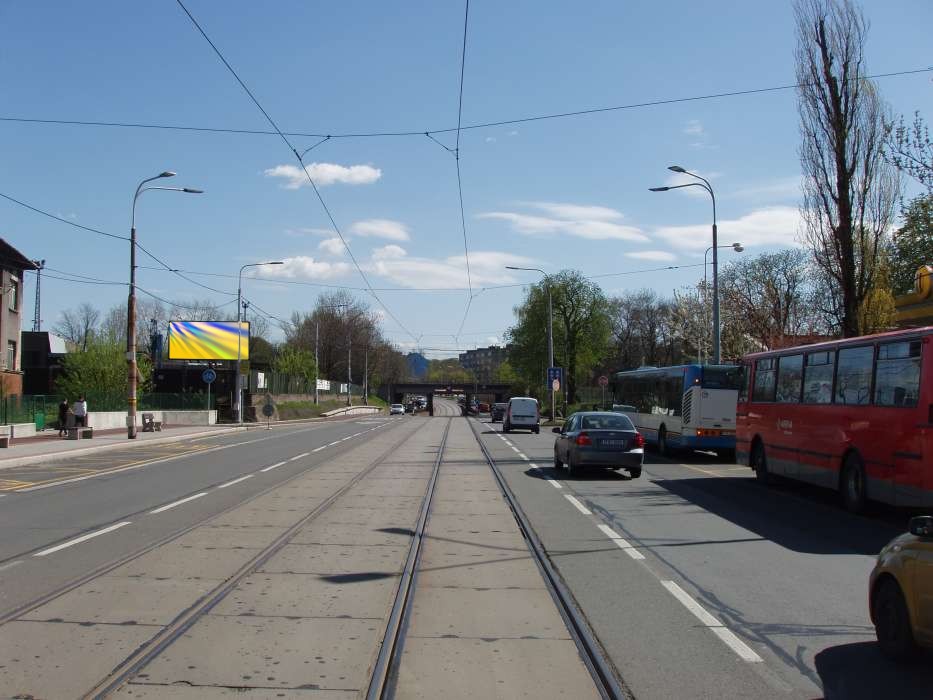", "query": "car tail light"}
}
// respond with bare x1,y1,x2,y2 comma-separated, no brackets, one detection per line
575,432,592,446
633,432,645,448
